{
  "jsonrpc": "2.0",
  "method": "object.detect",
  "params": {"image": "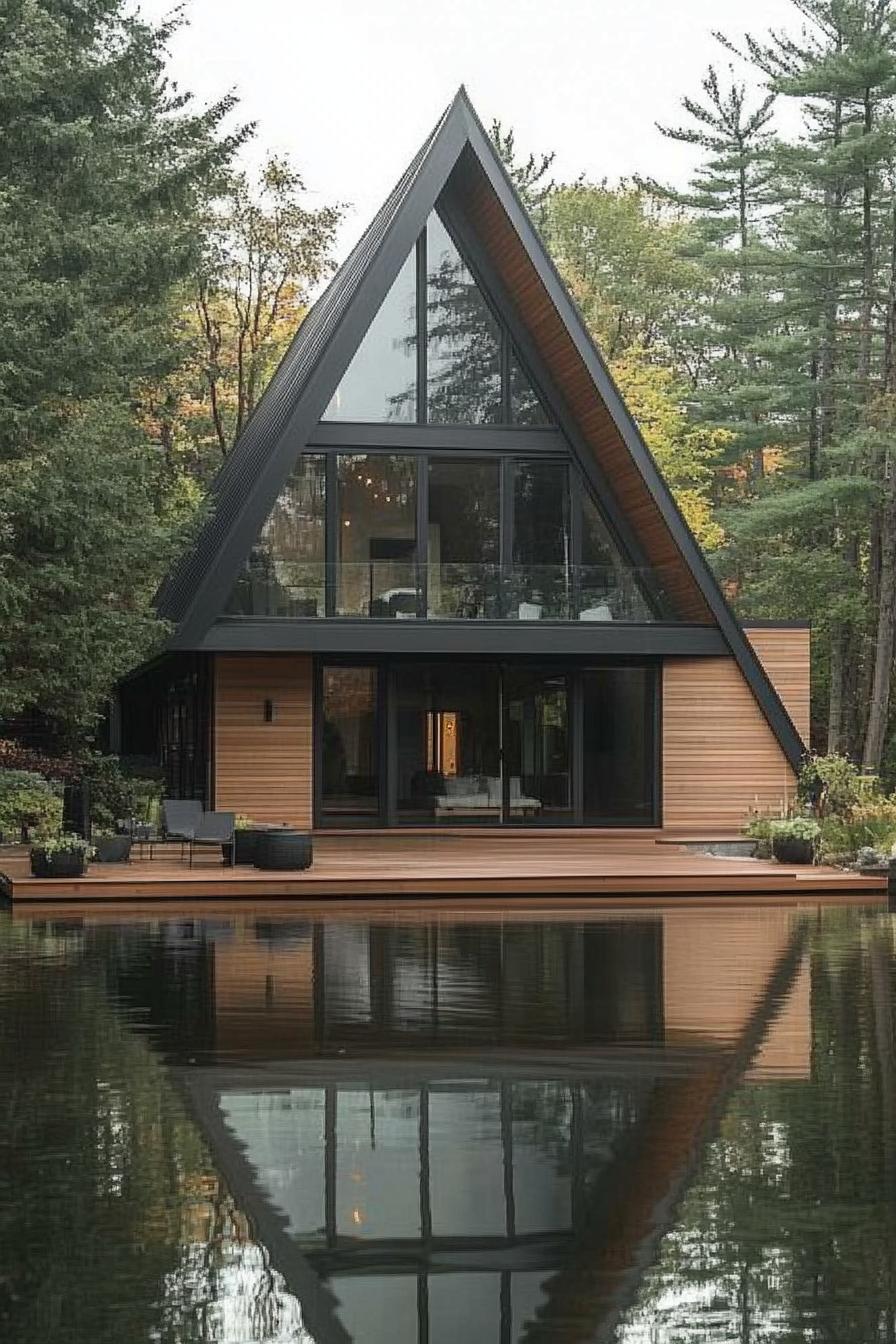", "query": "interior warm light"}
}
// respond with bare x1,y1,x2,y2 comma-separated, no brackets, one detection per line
351,1208,364,1226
